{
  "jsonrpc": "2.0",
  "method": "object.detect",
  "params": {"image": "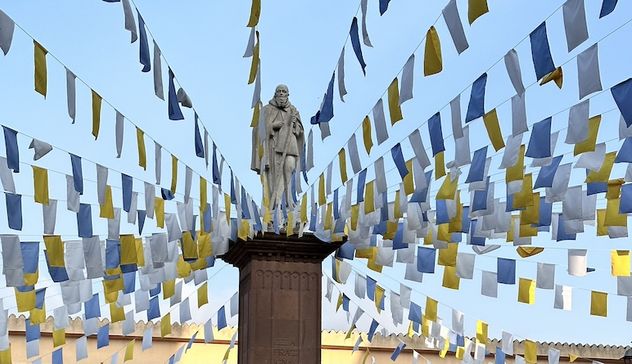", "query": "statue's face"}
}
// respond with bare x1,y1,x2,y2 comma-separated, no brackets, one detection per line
275,85,289,106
